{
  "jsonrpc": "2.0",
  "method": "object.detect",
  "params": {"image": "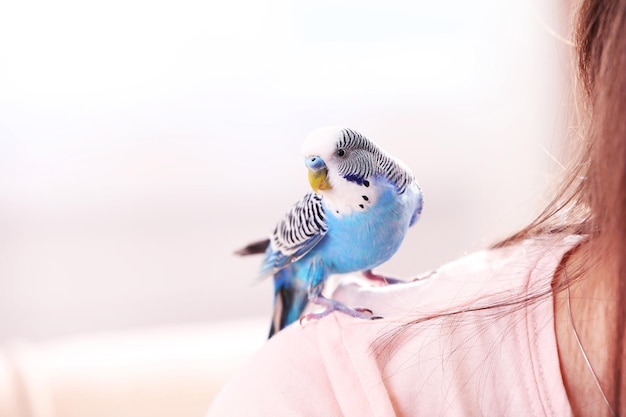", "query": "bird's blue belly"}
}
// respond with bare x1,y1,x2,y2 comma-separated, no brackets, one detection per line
310,184,420,274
